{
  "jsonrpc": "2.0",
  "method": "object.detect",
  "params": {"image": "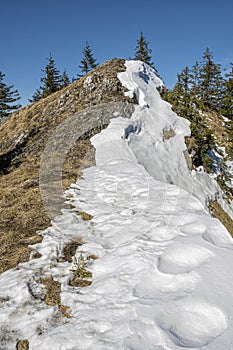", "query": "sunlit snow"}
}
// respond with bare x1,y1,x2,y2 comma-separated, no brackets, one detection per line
0,61,233,349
